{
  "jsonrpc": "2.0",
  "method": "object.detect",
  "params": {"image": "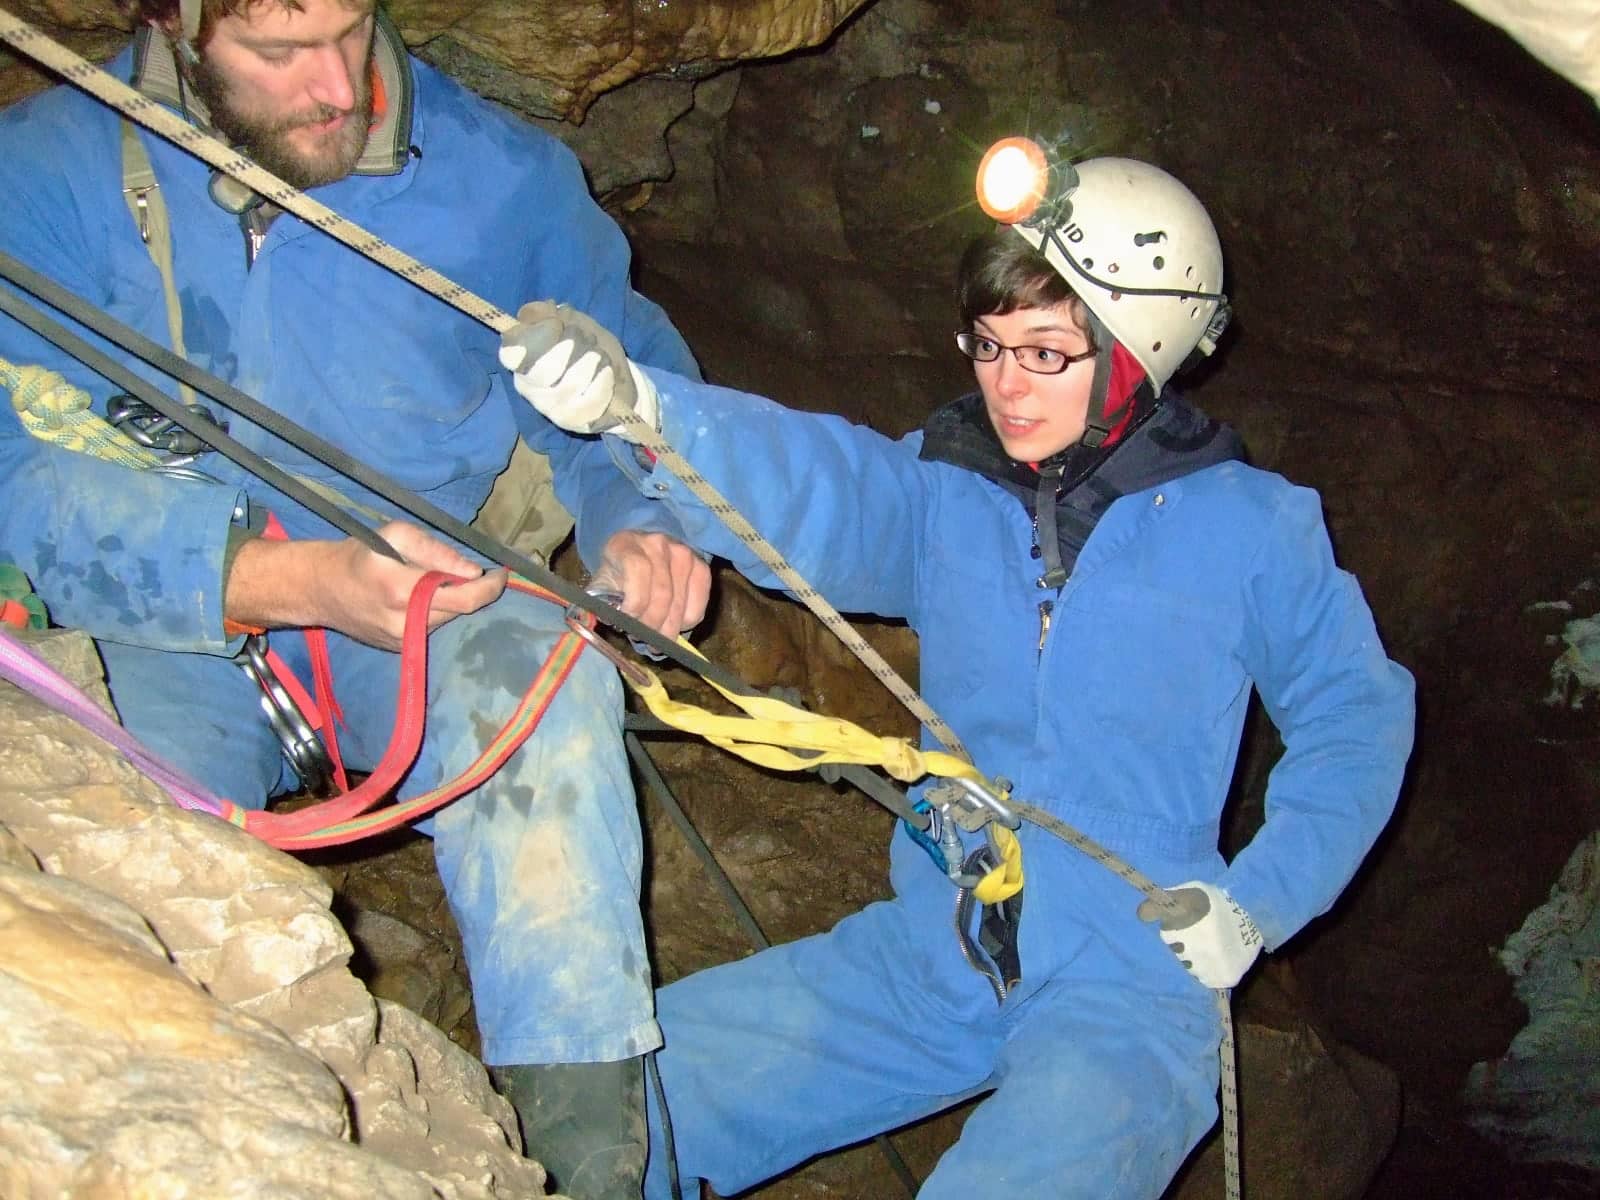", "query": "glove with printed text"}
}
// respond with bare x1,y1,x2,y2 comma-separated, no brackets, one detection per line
498,301,658,442
1136,880,1263,989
